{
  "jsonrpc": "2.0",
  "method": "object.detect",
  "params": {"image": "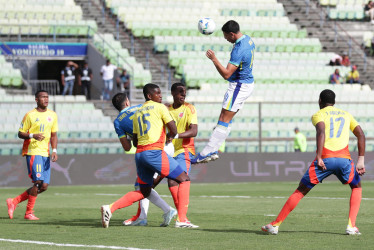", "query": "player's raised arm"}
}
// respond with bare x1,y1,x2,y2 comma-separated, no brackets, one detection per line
315,122,326,170
206,50,237,80
353,125,366,175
